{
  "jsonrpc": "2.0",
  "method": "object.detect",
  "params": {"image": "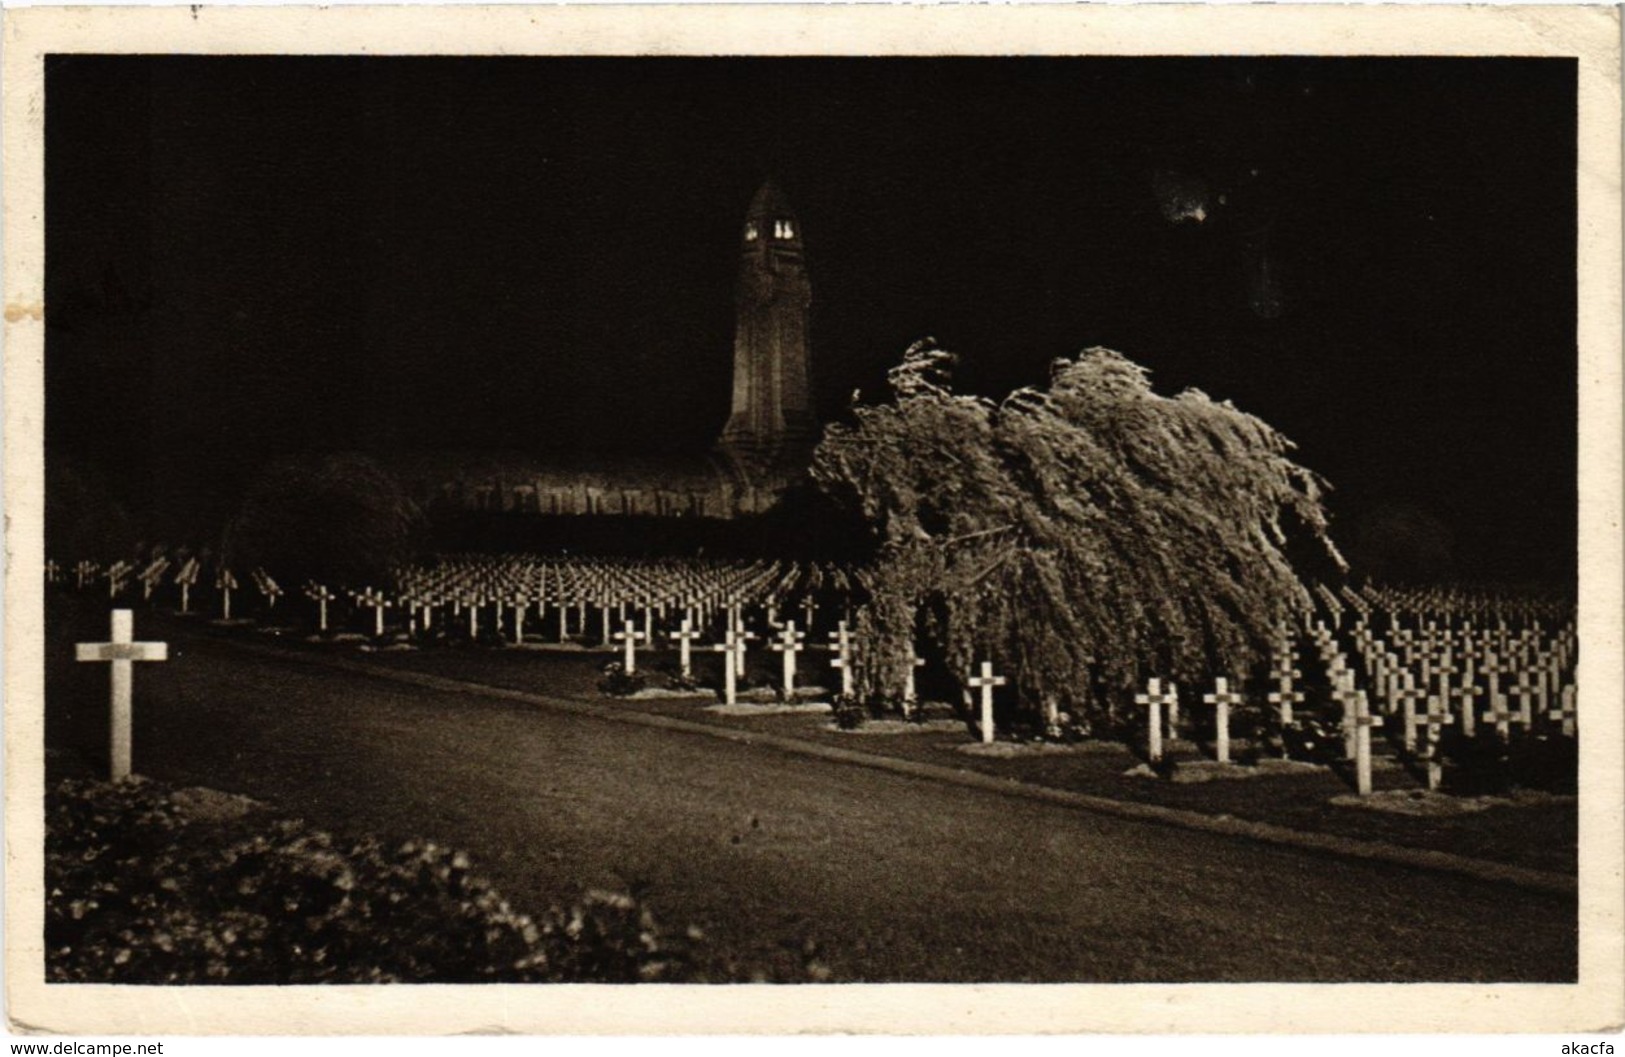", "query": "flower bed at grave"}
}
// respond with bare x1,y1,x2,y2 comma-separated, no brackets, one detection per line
46,777,829,983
